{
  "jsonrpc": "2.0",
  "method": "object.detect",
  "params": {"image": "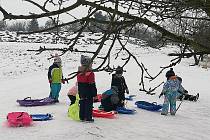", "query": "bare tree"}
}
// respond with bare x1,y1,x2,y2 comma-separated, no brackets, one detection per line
0,20,7,31
6,21,27,32
27,18,39,31
1,0,210,94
